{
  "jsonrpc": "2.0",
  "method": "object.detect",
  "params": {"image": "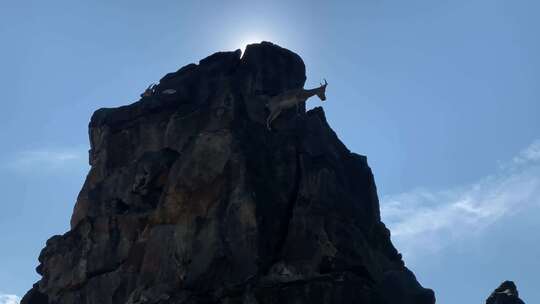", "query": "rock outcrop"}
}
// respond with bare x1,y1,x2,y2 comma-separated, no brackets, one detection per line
22,42,435,304
486,281,525,304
